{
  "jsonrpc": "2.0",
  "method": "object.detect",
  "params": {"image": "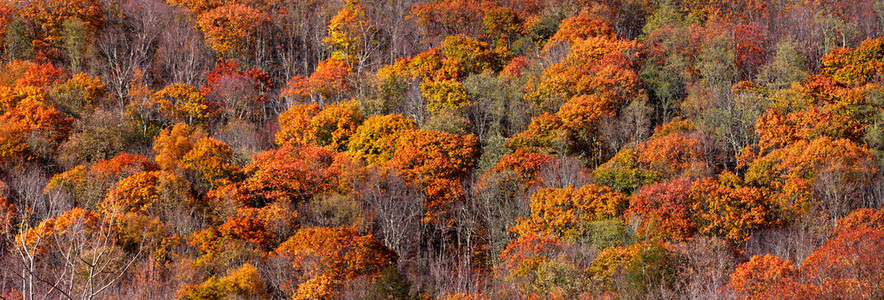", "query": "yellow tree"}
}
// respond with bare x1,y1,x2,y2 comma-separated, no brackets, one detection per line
345,114,416,164
513,184,629,240
325,0,377,70
275,101,364,151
